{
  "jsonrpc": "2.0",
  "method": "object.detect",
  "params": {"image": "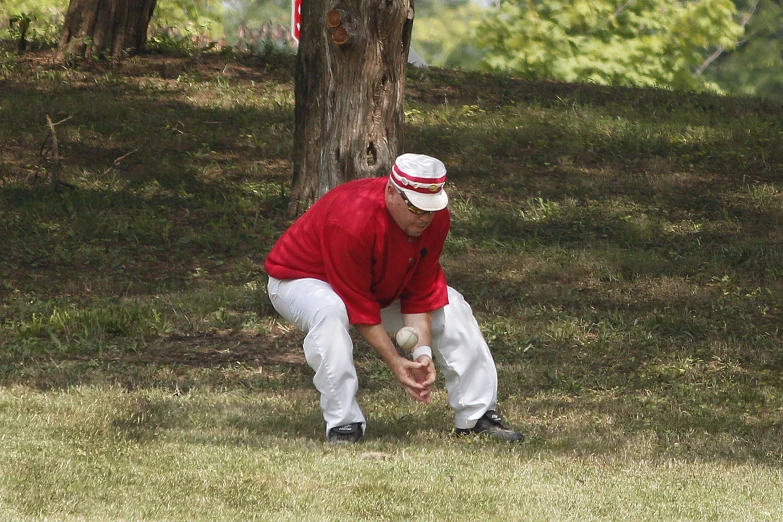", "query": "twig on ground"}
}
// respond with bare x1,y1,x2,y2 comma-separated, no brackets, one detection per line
43,114,76,191
103,148,140,175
